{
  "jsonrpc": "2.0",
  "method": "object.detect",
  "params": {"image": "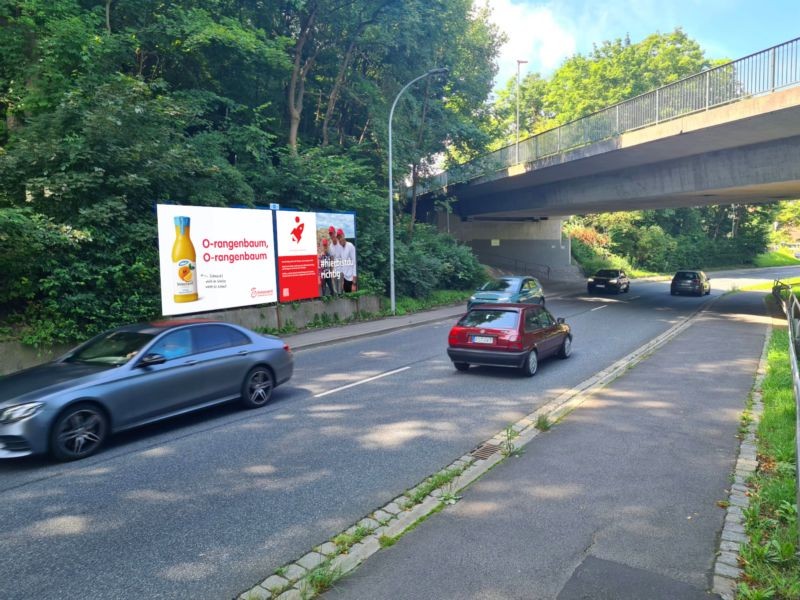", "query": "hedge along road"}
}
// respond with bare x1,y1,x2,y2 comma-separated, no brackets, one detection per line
0,269,793,600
